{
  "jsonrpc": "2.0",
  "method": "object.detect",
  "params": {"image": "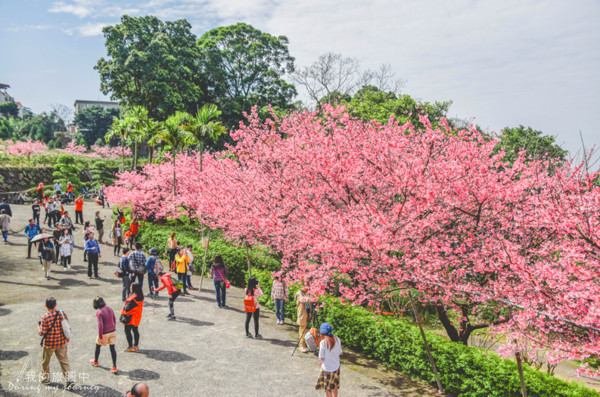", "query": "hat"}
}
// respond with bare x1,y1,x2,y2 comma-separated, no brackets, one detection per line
149,247,158,255
319,322,333,337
